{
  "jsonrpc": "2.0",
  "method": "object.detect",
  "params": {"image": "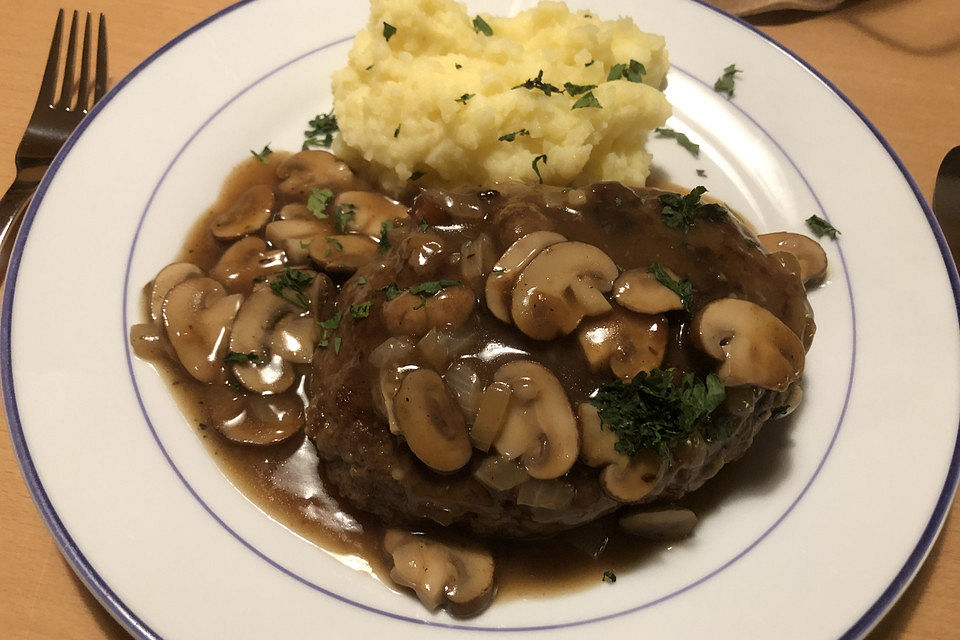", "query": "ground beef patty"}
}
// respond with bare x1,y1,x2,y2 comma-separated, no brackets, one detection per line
306,181,815,538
